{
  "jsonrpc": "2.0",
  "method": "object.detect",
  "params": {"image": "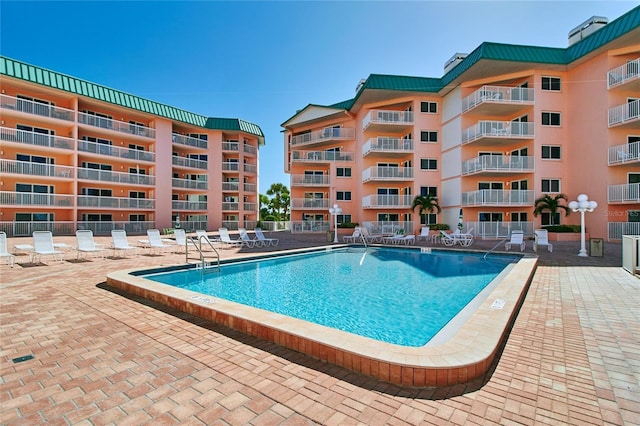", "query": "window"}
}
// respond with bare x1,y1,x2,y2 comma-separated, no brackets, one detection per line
511,212,528,222
541,213,561,226
129,191,146,199
377,213,399,221
542,76,561,91
420,131,438,143
336,214,351,224
541,179,561,193
130,214,146,221
479,212,503,222
420,186,438,196
420,159,437,170
336,167,351,177
542,112,561,126
419,213,437,225
542,145,561,159
336,191,351,201
81,188,112,196
129,167,146,175
420,101,437,113
629,210,640,222
16,212,54,222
